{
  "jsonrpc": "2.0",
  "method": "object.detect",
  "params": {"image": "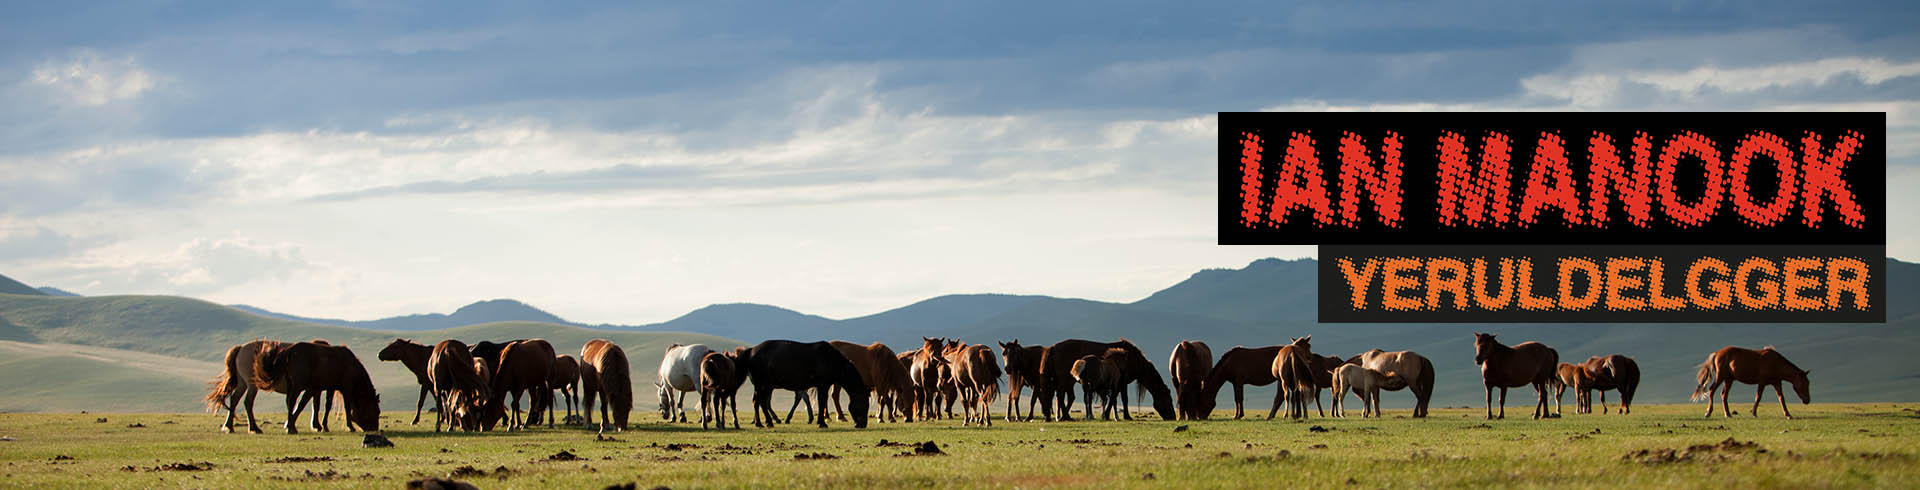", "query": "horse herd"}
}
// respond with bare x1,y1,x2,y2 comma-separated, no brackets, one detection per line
202,334,1818,436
